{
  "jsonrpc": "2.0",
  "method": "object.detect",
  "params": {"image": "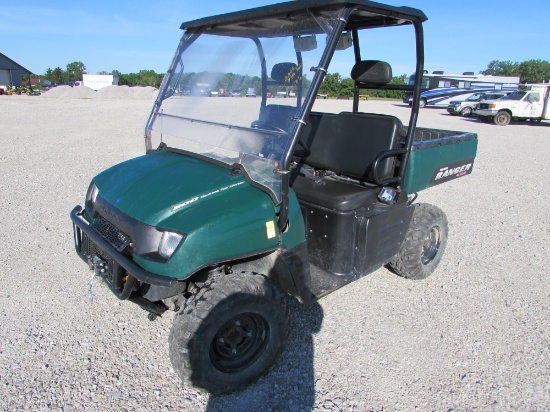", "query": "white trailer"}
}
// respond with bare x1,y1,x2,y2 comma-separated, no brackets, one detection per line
82,74,119,91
